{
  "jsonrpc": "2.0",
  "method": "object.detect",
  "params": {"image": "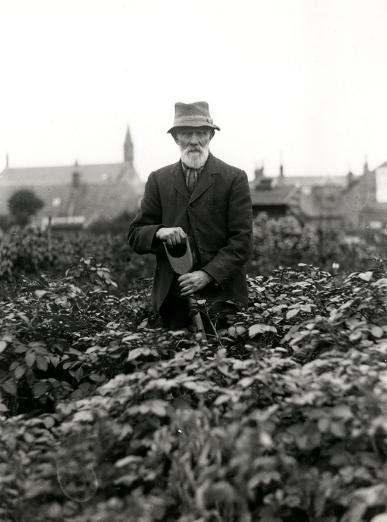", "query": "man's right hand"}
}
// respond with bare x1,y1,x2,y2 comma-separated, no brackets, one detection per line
156,227,187,246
